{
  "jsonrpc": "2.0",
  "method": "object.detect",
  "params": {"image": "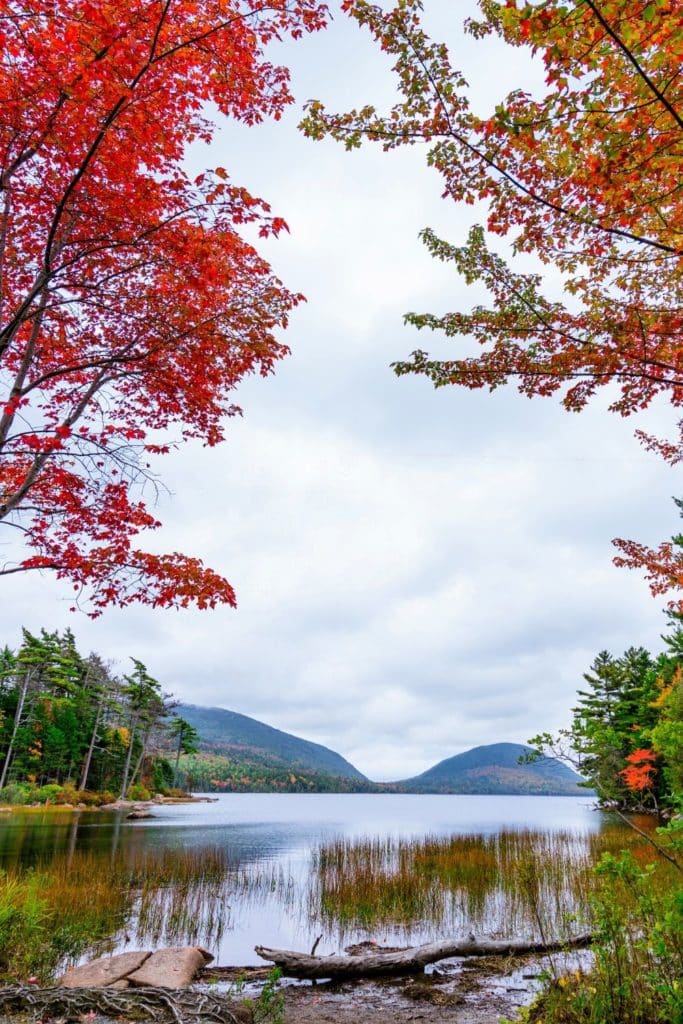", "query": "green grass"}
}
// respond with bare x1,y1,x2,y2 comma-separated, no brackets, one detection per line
0,848,232,981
